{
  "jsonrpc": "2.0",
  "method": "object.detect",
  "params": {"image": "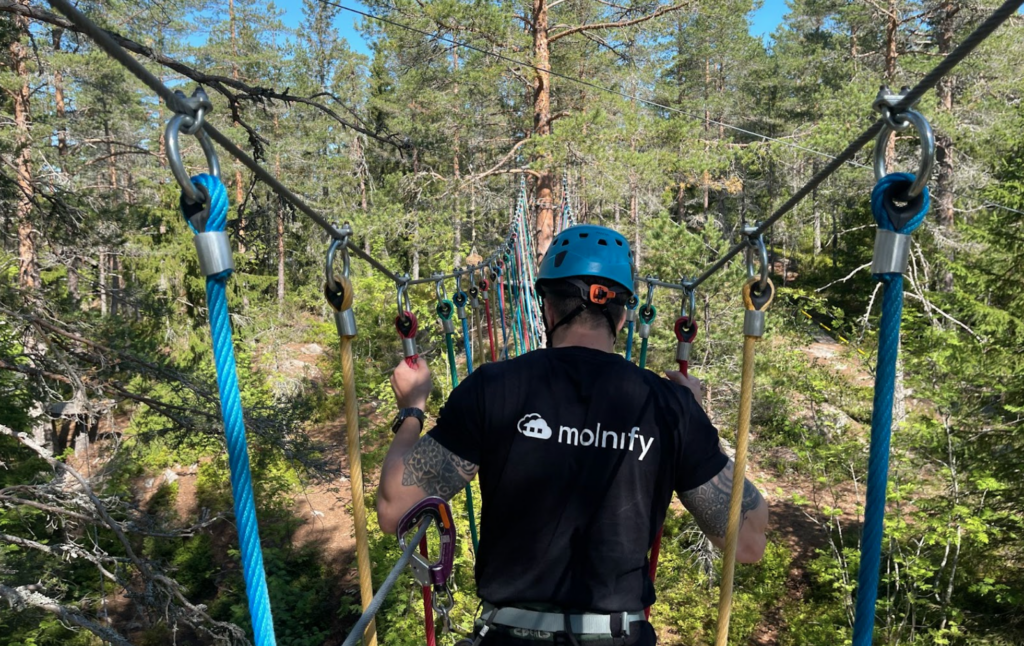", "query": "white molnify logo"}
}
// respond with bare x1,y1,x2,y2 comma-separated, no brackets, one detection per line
517,413,552,440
